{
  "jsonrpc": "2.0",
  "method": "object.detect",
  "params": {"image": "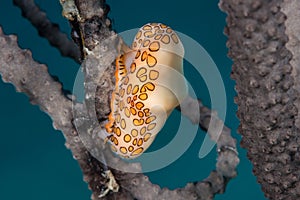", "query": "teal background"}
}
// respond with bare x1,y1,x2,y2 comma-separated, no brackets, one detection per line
0,1,266,200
